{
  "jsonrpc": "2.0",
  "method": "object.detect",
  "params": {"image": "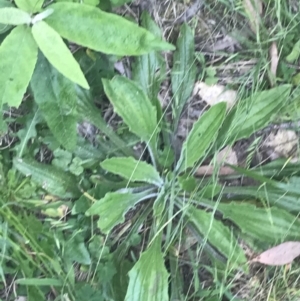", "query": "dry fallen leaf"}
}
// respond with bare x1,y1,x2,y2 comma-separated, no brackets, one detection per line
195,146,238,176
243,0,263,32
264,130,298,159
269,42,279,86
251,241,300,266
193,82,237,110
